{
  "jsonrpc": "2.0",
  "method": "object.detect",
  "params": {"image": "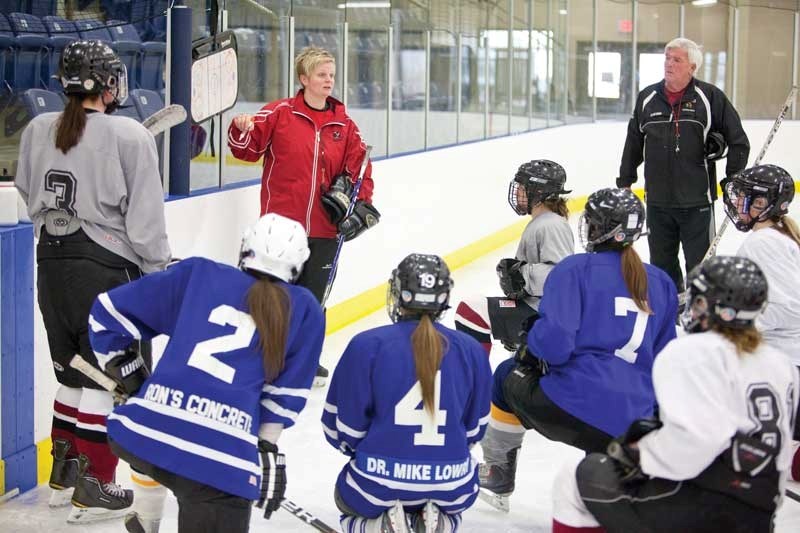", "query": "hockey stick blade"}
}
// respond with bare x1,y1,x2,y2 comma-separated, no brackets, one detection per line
142,104,187,136
280,499,338,532
477,488,511,513
787,488,800,504
69,354,118,392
